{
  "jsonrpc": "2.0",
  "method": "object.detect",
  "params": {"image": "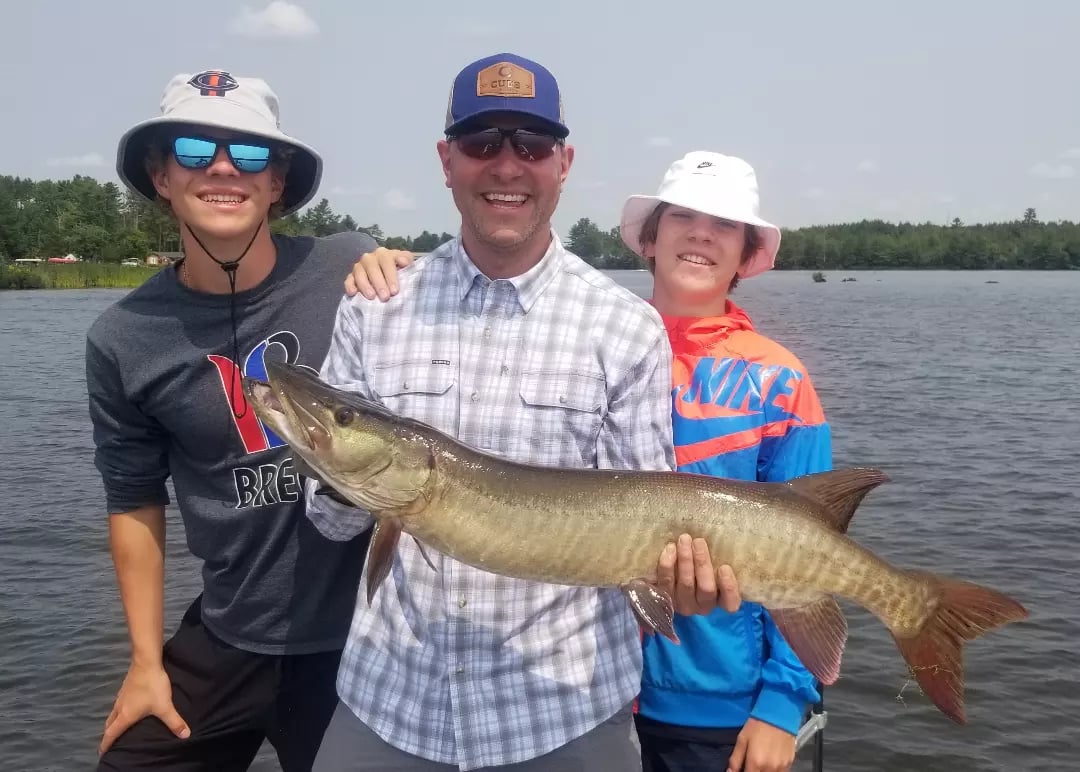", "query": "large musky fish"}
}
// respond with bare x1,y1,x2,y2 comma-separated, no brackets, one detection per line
243,361,1028,725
